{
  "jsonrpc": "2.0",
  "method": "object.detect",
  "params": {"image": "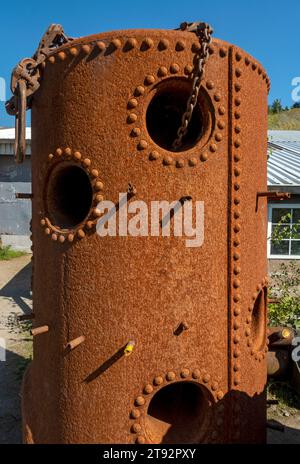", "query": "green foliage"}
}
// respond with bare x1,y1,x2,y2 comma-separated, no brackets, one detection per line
268,108,300,130
271,213,300,244
267,380,300,411
0,245,26,260
269,261,300,329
